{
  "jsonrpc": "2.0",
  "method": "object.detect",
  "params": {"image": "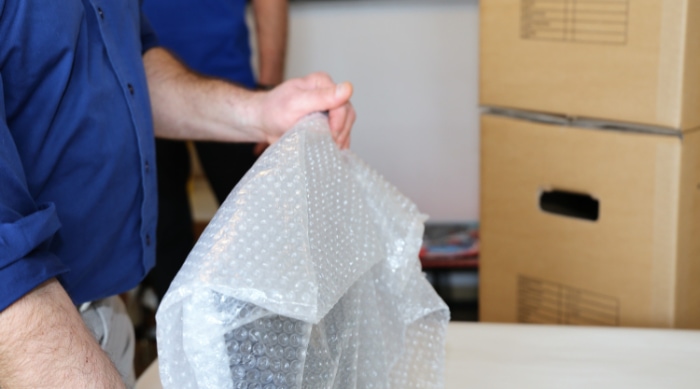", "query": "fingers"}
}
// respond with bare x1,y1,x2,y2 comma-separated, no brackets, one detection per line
341,106,355,149
328,102,355,150
253,142,268,156
261,74,355,149
299,77,354,149
290,81,353,118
